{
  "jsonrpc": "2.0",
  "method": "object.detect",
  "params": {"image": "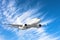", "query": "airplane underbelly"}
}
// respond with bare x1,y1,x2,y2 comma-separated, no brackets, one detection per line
26,24,37,28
